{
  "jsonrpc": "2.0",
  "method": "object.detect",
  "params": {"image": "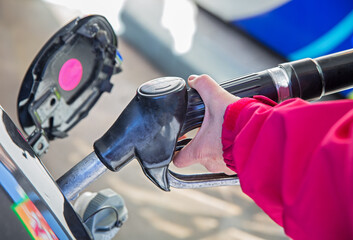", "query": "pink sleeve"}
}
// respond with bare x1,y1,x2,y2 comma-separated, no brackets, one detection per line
222,96,353,240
